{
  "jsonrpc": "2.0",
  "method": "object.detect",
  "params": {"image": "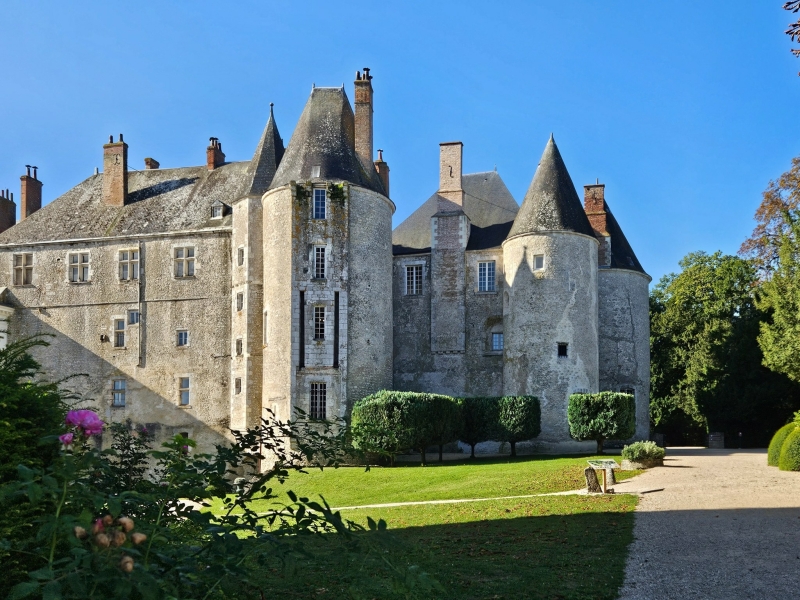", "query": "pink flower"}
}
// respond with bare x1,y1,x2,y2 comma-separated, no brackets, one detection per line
65,410,104,436
58,432,74,446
